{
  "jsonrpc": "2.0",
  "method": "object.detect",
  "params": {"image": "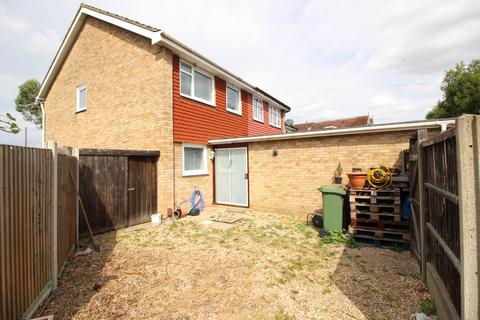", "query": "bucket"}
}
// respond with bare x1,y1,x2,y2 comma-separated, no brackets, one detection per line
151,213,163,224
